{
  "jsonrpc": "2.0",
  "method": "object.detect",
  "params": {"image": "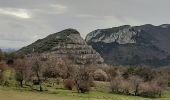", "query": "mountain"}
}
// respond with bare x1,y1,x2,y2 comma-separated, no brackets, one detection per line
18,29,103,65
85,24,170,67
0,47,17,52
